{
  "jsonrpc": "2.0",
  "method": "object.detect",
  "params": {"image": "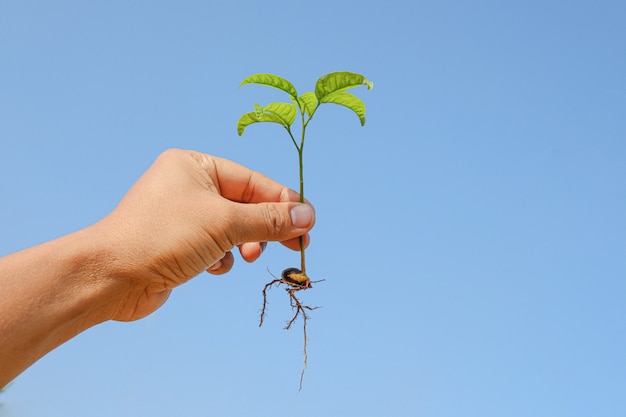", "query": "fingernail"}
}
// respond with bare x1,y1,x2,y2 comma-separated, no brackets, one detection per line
290,204,314,228
208,260,222,271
